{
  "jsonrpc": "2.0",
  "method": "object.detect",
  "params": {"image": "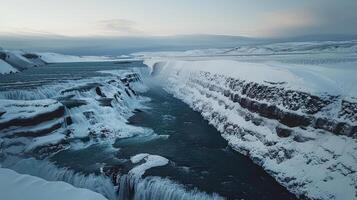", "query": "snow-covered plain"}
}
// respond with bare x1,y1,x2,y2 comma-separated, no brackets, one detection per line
0,49,140,75
38,52,138,63
0,168,107,200
0,59,18,74
142,40,357,200
135,40,357,58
